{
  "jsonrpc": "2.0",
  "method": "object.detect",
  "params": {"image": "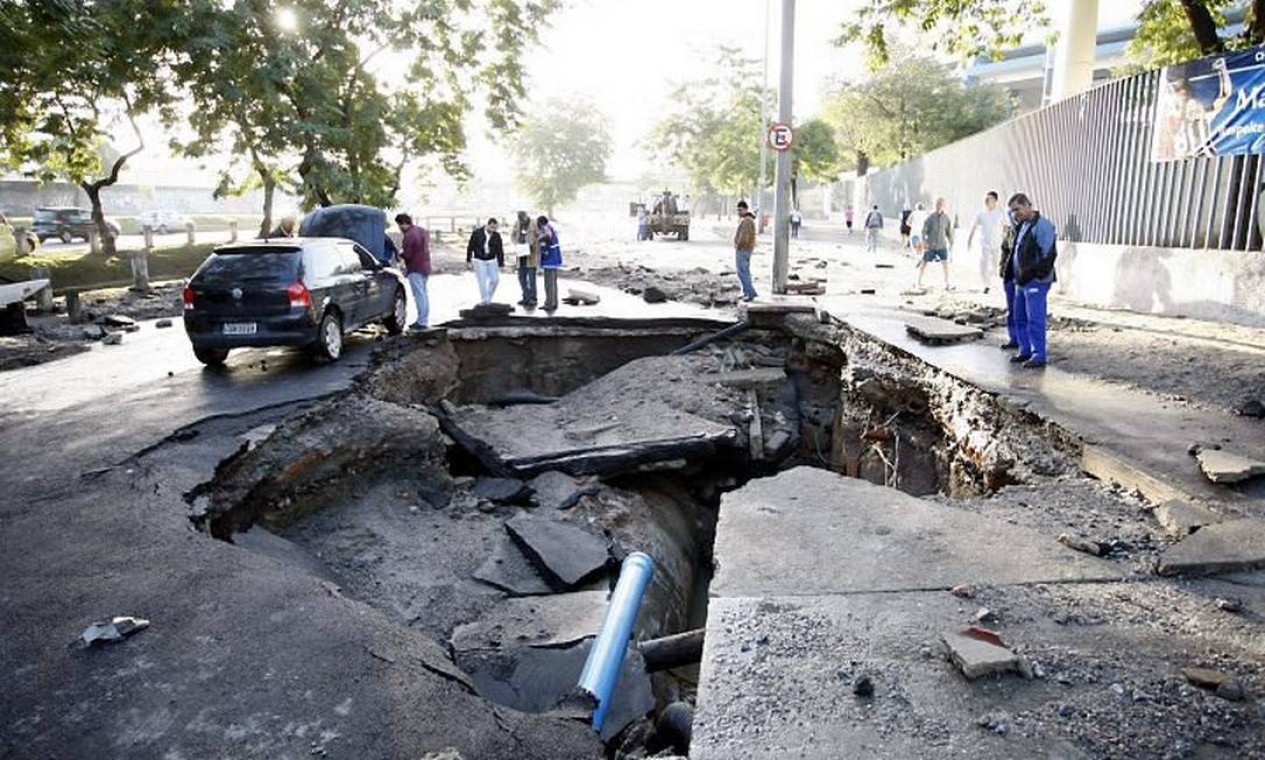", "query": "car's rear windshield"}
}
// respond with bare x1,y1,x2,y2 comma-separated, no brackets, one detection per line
196,248,301,284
